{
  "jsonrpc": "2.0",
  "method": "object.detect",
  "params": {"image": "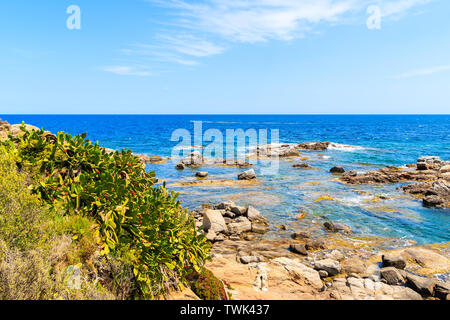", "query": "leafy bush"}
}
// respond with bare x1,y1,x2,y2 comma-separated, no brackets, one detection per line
2,124,211,297
187,267,228,300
